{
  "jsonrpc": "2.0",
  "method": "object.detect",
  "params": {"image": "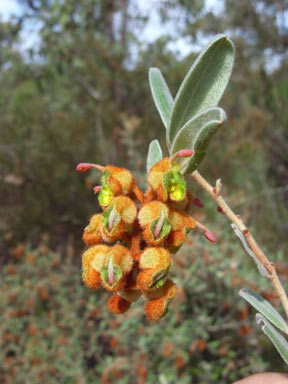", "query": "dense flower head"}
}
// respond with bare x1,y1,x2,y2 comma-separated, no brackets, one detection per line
77,155,215,320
